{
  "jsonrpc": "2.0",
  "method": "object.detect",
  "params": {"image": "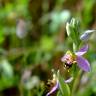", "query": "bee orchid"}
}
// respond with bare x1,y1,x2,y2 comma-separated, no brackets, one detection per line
61,44,91,72
46,75,73,96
